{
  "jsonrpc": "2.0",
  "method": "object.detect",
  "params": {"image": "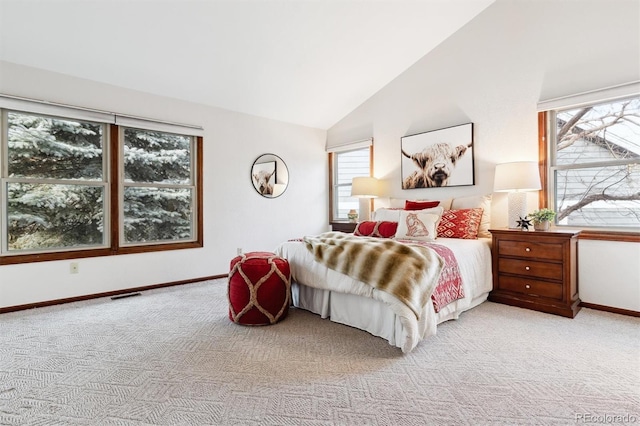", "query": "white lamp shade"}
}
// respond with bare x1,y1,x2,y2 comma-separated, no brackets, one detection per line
351,177,379,198
494,161,542,192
